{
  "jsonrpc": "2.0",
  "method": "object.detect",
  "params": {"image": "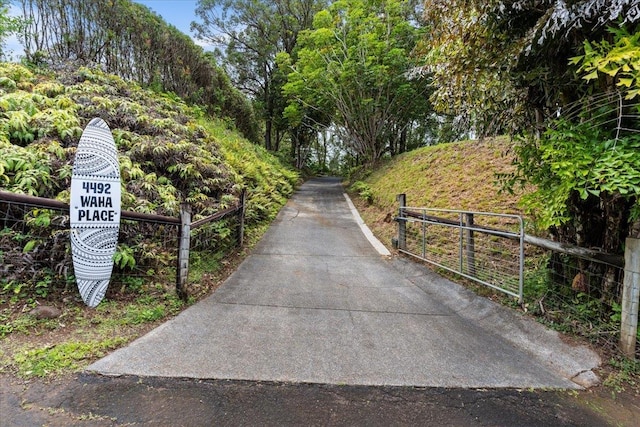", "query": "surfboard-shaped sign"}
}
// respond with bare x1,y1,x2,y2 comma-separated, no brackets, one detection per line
70,118,121,307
